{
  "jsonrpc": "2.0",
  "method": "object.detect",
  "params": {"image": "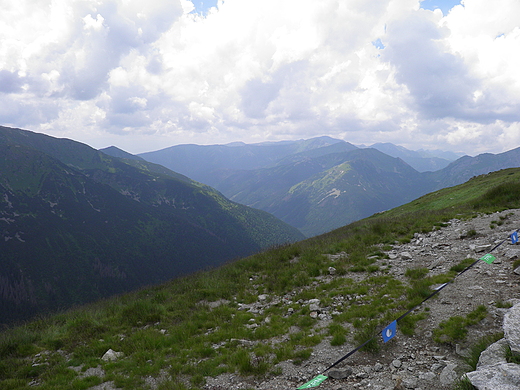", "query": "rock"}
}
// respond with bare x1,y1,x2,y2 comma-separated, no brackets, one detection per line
504,302,520,354
514,266,520,275
419,371,436,381
400,252,412,260
402,377,417,388
465,363,520,390
477,338,508,368
475,244,492,253
392,359,402,368
309,299,321,312
428,256,445,269
101,349,124,362
328,267,336,275
503,248,520,259
439,363,457,385
258,294,268,301
328,368,352,379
